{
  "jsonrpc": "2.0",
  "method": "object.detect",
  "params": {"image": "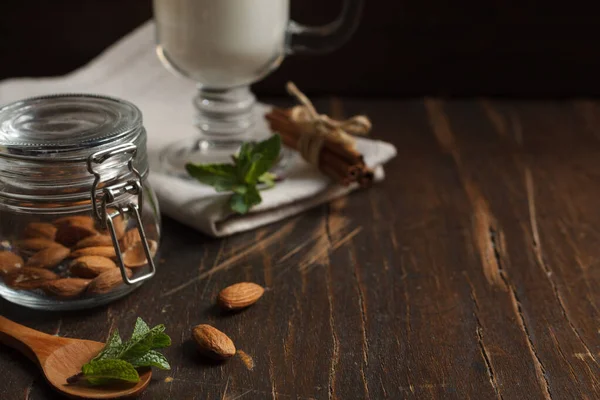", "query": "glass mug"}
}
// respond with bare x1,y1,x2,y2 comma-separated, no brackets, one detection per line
153,0,364,176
